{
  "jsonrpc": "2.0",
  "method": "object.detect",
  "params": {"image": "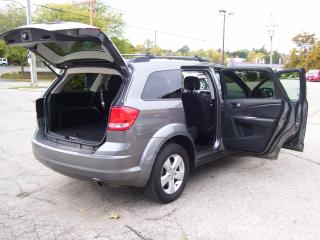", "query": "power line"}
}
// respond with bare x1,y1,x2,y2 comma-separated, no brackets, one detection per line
34,4,90,19
72,0,151,20
34,4,219,44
